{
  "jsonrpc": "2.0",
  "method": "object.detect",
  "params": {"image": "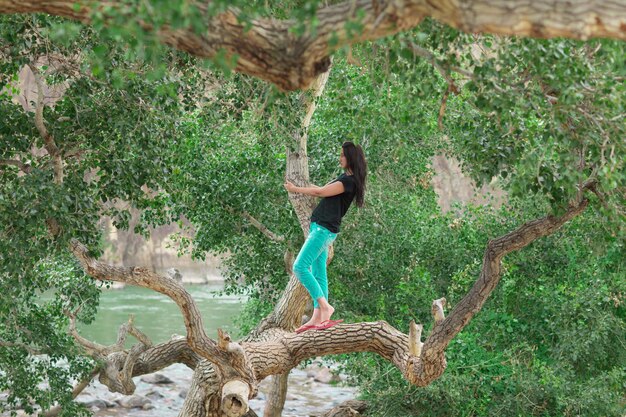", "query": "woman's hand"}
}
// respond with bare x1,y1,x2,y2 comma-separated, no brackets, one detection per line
284,180,297,193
